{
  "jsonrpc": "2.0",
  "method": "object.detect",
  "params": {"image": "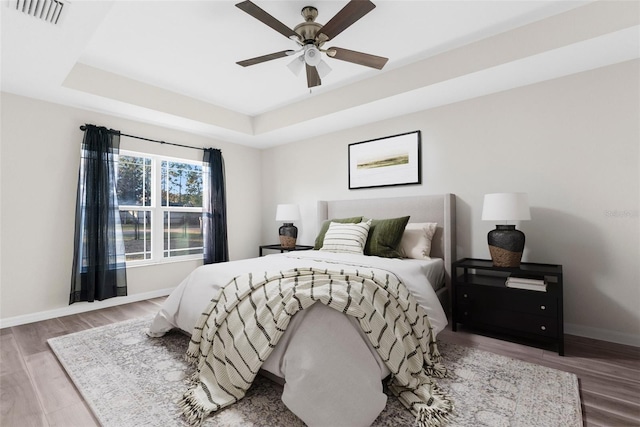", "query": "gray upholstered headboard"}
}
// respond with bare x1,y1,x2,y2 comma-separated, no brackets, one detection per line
317,194,456,312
